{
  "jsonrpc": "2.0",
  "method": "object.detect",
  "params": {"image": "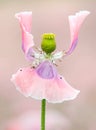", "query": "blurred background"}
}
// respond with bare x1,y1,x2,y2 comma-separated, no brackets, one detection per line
0,0,96,130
